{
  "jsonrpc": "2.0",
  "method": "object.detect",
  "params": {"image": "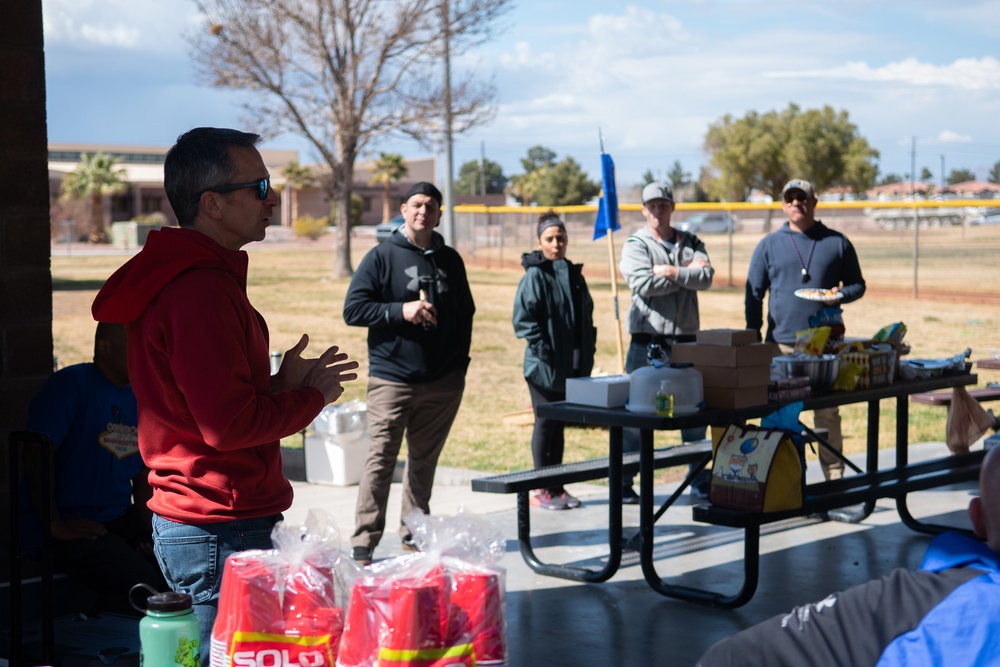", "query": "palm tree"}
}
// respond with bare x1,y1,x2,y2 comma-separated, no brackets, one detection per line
369,153,409,222
59,152,128,243
281,161,315,226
